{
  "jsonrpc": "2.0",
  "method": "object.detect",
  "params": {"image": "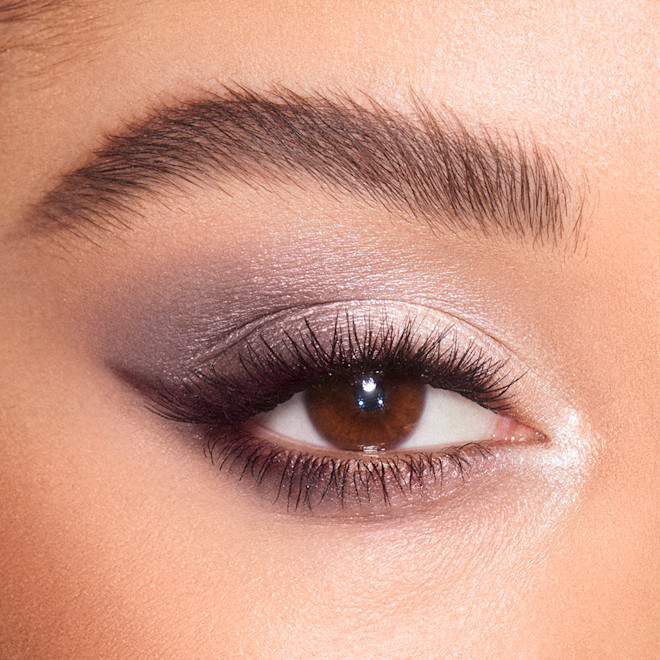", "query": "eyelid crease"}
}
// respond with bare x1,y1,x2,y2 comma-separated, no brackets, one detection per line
23,85,586,249
142,299,528,375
